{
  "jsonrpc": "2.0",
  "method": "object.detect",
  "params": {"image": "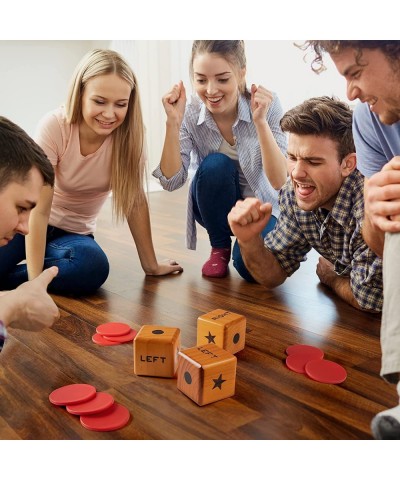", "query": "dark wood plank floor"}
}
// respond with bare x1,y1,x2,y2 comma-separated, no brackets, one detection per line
0,183,396,440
